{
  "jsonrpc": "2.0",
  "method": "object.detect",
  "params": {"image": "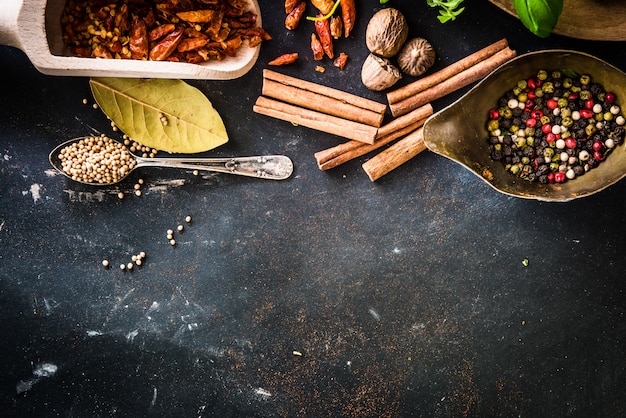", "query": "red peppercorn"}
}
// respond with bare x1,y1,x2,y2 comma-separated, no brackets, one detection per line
489,108,499,119
527,91,536,100
527,78,537,89
593,141,603,151
526,118,537,128
542,124,553,134
605,92,615,103
580,109,594,119
547,172,555,183
584,99,595,109
568,93,579,101
565,138,577,149
547,98,558,109
531,109,543,119
546,132,556,142
594,151,605,161
554,172,566,183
